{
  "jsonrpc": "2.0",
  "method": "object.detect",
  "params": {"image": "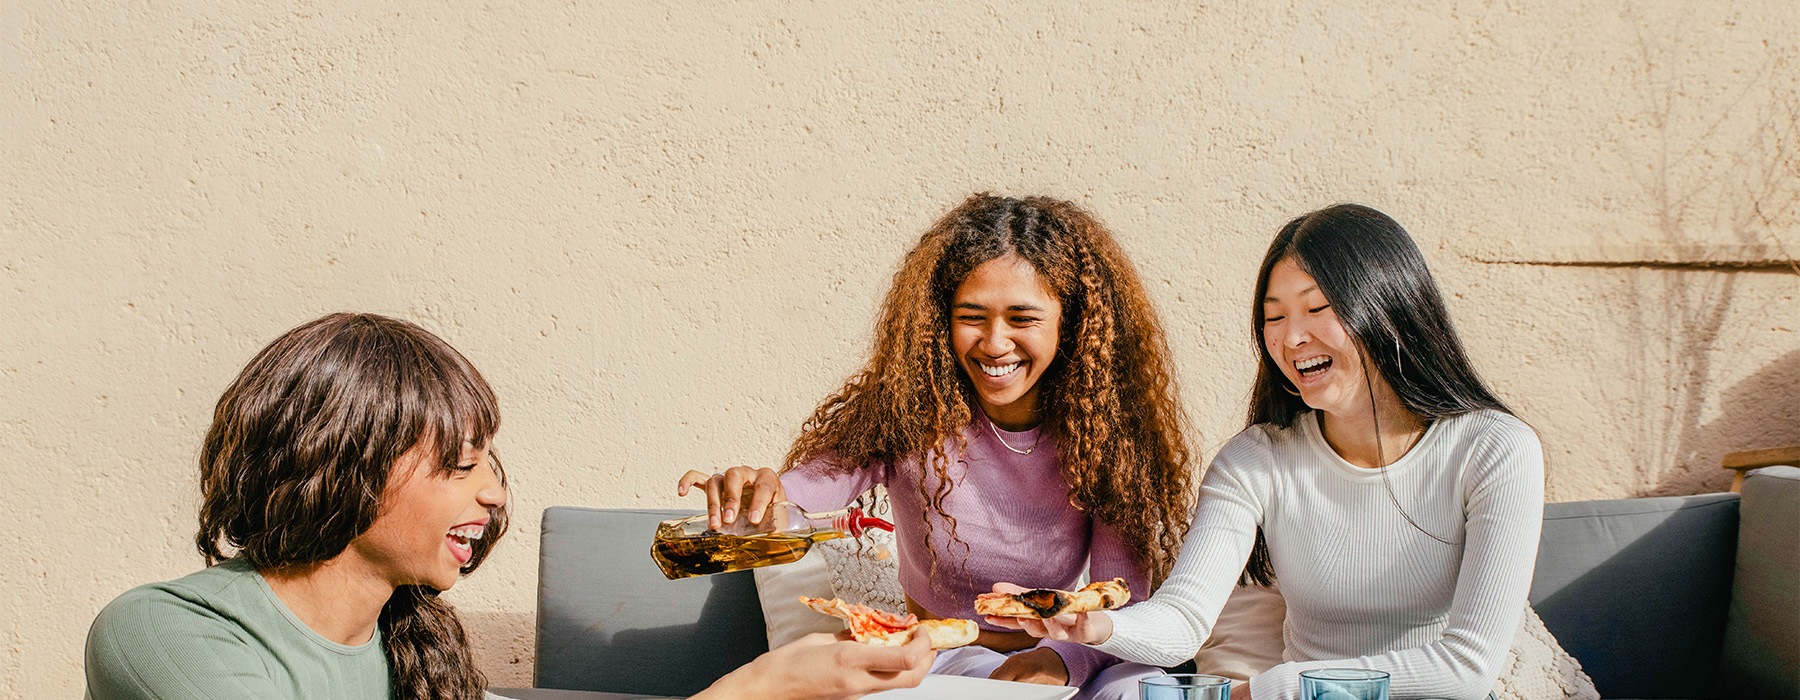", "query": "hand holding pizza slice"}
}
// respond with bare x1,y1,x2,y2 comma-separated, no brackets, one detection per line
973,578,1132,618
798,596,979,650
975,579,1130,647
